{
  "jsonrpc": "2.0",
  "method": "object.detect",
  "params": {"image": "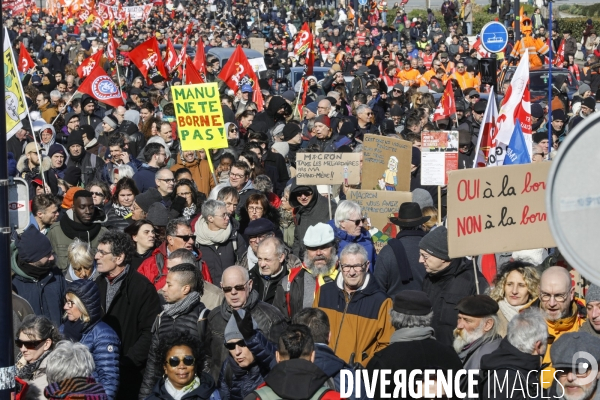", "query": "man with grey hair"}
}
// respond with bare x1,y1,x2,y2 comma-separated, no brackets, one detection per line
582,284,600,339
154,168,175,204
206,265,288,379
45,341,98,386
313,243,394,366
479,309,548,400
366,291,462,397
